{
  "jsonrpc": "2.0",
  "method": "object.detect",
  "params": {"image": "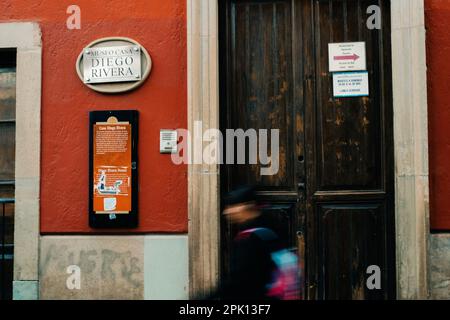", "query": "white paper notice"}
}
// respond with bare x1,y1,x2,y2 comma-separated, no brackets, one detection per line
328,42,366,72
333,71,369,98
104,197,117,211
